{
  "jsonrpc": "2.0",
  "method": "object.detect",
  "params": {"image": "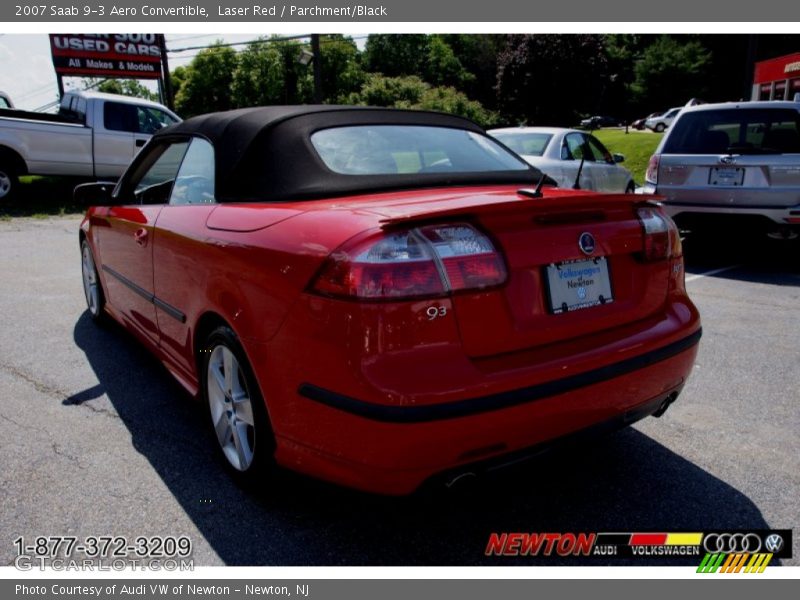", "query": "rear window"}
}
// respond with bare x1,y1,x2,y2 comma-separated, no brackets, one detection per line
663,108,800,155
310,125,529,175
491,131,553,157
